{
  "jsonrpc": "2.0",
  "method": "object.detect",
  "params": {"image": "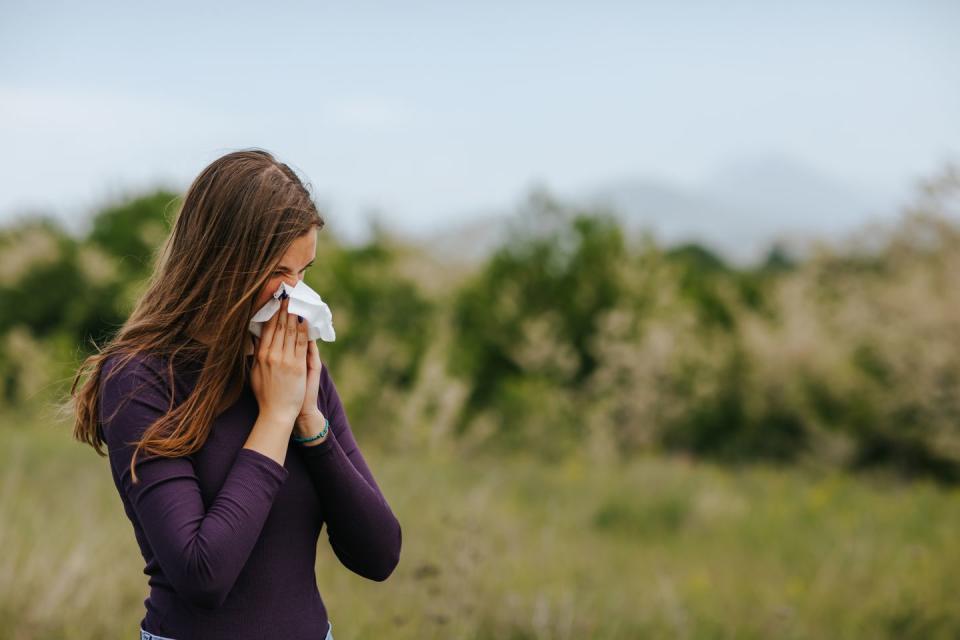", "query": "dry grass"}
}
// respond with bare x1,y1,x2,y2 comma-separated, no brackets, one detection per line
2,415,959,639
